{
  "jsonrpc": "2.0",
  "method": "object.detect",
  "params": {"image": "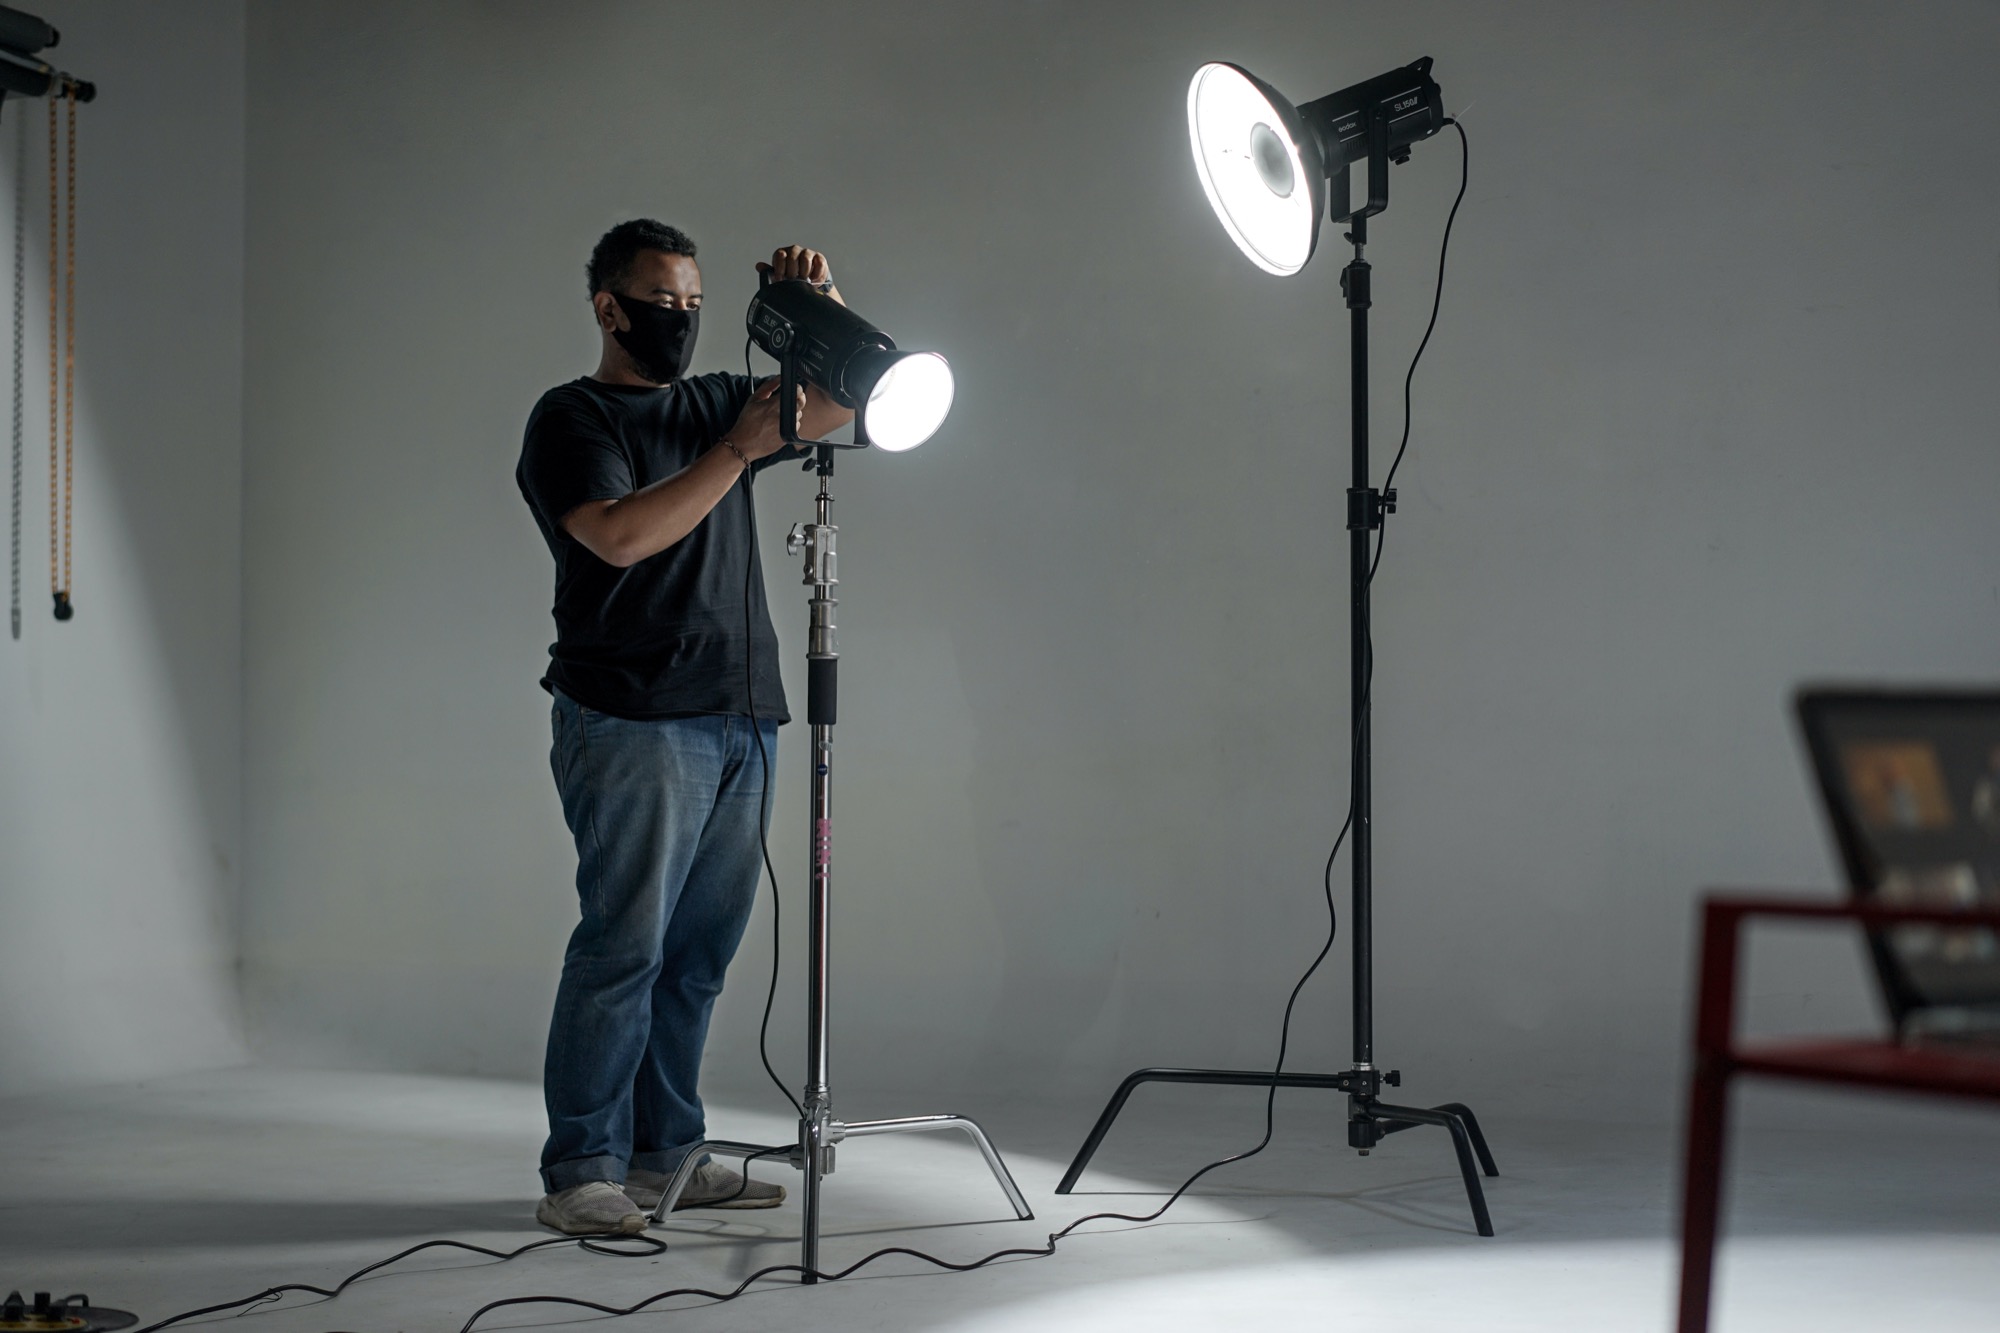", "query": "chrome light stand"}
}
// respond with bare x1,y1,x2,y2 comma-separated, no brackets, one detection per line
645,392,1031,1282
